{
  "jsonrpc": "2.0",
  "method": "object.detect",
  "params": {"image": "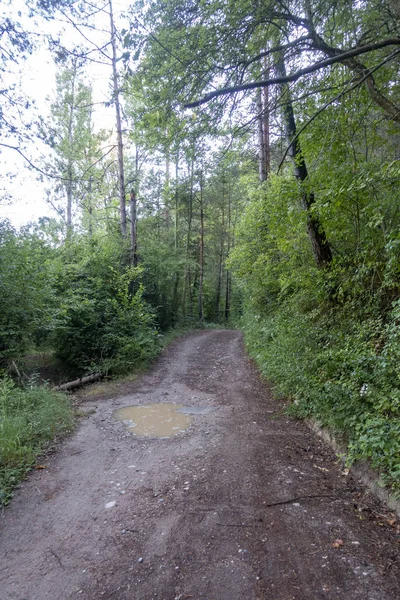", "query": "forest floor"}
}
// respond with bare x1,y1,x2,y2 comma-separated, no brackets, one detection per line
1,329,400,600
